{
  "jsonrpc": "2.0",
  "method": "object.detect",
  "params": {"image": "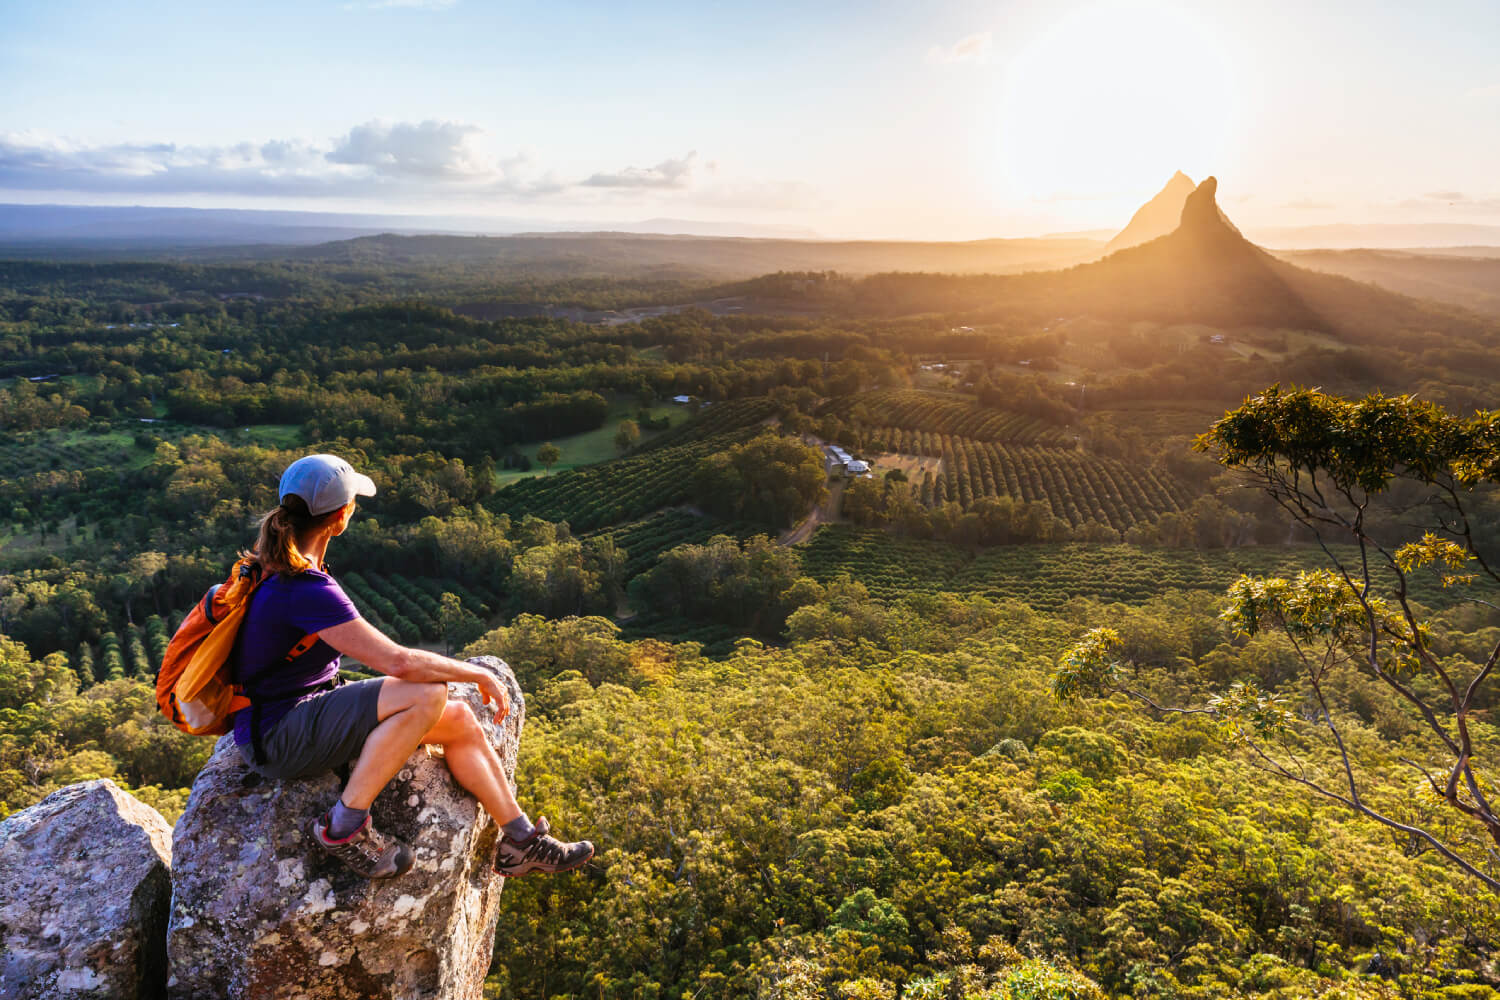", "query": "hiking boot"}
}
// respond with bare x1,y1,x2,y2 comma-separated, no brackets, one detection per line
494,816,593,877
310,811,415,880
